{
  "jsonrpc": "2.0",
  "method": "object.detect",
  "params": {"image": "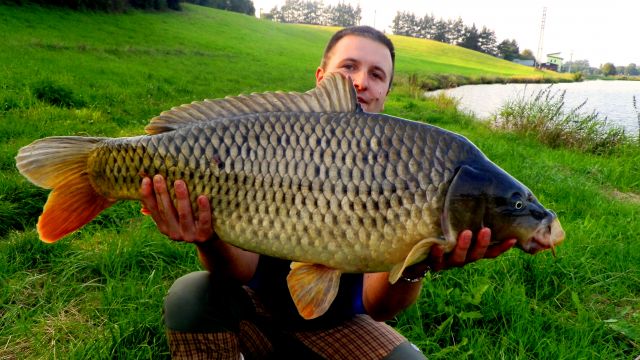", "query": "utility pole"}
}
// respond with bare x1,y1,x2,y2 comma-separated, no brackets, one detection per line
373,9,376,29
568,51,573,73
536,7,547,68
